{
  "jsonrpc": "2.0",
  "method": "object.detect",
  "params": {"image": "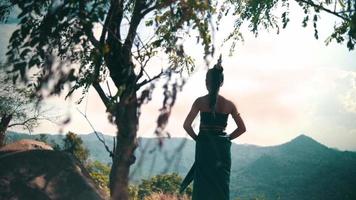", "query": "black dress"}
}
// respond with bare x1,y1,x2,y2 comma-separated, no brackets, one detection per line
181,111,231,200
